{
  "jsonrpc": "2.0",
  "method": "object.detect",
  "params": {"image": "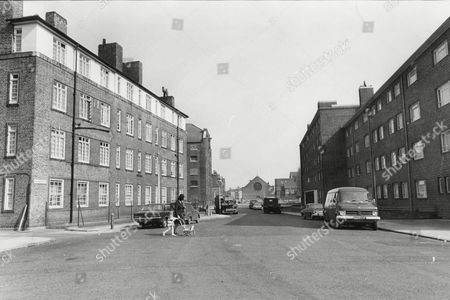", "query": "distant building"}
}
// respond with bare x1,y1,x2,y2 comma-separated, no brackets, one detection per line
241,176,271,203
186,124,212,208
300,102,359,205
211,170,226,202
227,187,242,202
275,172,299,200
